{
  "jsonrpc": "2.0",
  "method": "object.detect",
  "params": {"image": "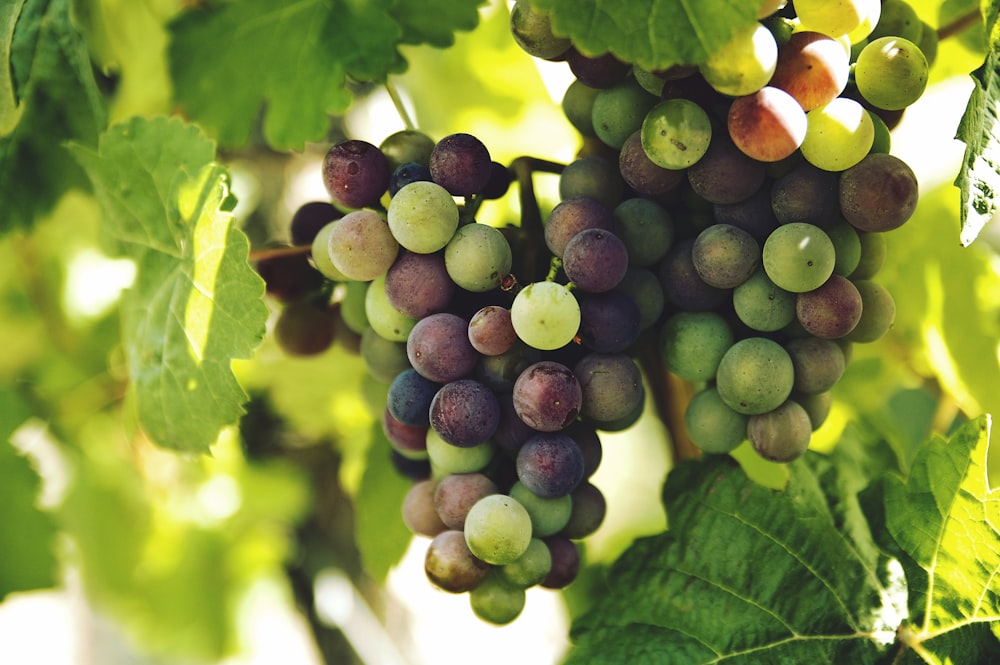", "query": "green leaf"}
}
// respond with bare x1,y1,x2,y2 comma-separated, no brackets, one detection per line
167,0,485,149
884,415,1000,662
954,3,1000,245
69,116,268,453
353,423,413,582
566,455,891,664
0,0,107,233
528,0,759,70
0,389,57,600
